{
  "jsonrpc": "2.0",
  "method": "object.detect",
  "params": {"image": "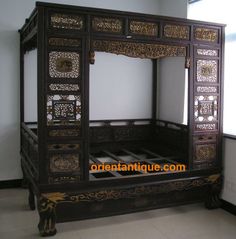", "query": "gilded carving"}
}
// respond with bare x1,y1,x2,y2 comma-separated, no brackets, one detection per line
49,52,80,78
164,24,189,40
50,13,83,30
93,40,186,59
195,144,216,161
197,60,217,83
48,38,81,47
197,49,218,56
49,84,80,92
92,17,123,33
196,86,217,93
50,154,80,173
194,27,218,42
129,21,158,36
